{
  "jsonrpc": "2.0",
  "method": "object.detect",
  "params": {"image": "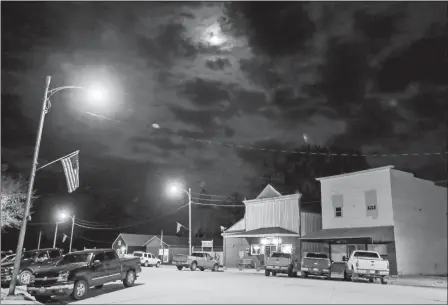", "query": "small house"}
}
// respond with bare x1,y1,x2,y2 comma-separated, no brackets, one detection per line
112,234,154,256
